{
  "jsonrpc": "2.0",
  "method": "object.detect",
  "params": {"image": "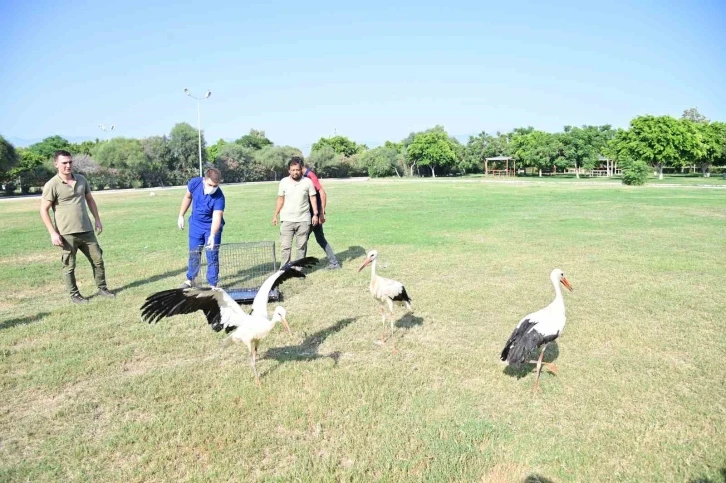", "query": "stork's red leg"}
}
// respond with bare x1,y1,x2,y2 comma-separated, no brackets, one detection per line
529,345,557,374
380,308,387,344
528,360,558,374
252,344,261,388
533,345,546,393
